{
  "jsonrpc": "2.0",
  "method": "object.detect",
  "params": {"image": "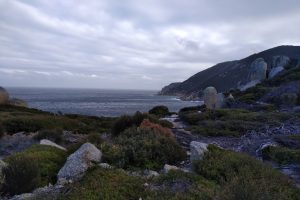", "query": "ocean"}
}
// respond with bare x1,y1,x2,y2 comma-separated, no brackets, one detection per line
6,87,201,117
